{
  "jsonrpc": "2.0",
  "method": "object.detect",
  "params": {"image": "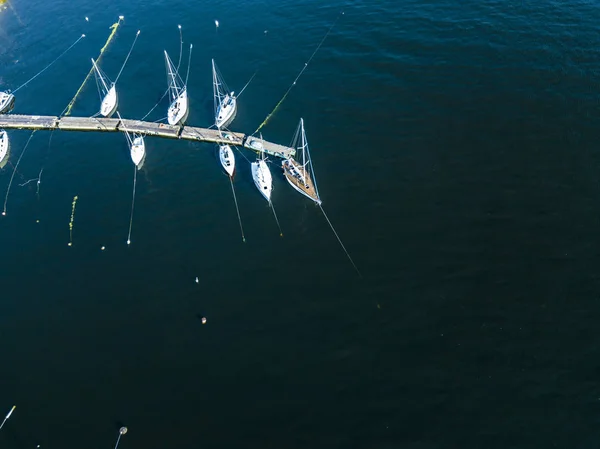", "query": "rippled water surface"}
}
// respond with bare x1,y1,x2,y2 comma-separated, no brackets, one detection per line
2,0,600,448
